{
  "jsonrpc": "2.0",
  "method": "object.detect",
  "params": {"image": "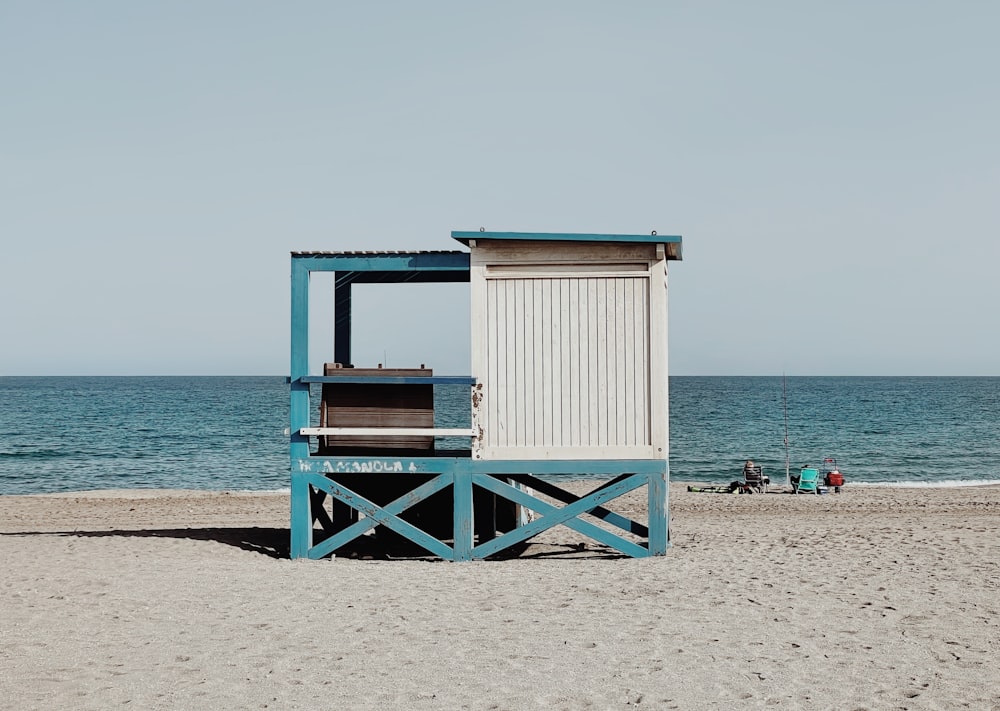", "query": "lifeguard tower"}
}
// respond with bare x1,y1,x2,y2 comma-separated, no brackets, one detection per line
289,231,682,560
